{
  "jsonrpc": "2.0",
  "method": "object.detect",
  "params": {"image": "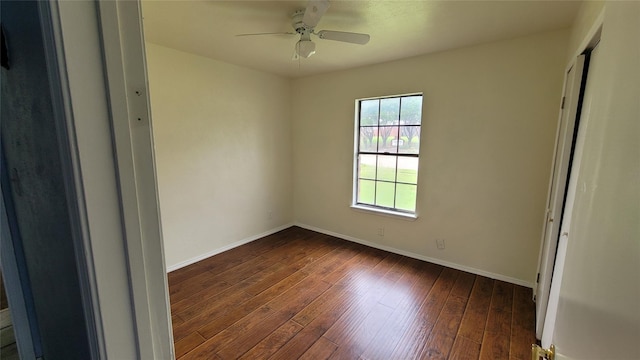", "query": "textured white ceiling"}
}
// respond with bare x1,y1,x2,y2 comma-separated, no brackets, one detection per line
142,0,581,78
